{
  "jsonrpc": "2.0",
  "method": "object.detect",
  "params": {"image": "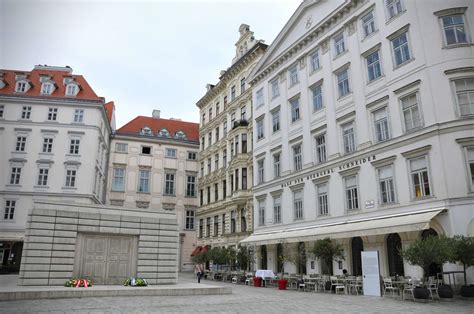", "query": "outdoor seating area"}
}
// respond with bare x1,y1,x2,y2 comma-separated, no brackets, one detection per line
382,276,444,302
